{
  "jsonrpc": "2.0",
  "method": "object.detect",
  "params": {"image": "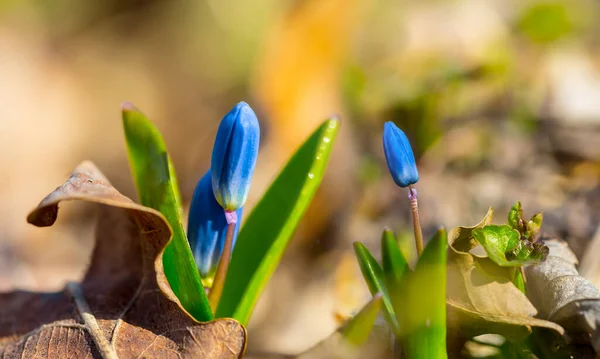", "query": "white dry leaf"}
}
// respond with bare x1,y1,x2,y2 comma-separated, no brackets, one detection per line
525,239,600,353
